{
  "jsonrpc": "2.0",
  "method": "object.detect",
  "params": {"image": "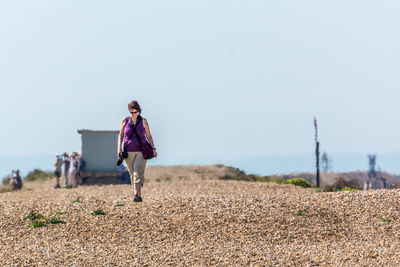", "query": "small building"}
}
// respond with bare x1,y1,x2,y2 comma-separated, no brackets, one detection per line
78,129,127,184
